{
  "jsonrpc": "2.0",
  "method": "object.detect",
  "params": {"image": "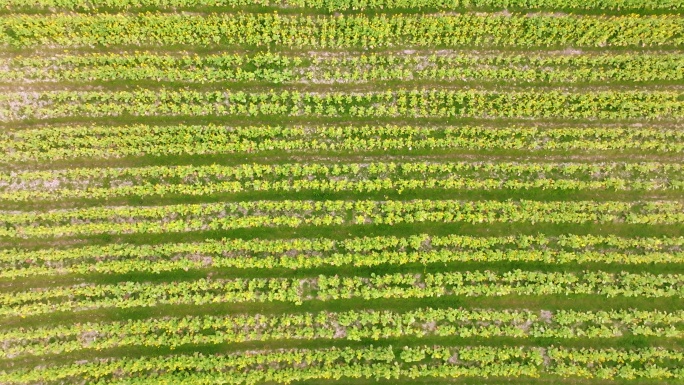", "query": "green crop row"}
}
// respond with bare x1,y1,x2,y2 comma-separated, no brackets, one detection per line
4,51,684,84
2,124,681,163
1,13,682,48
3,89,684,121
2,344,684,384
1,308,681,360
0,199,682,239
1,270,682,317
3,232,683,278
2,0,683,12
2,161,680,201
